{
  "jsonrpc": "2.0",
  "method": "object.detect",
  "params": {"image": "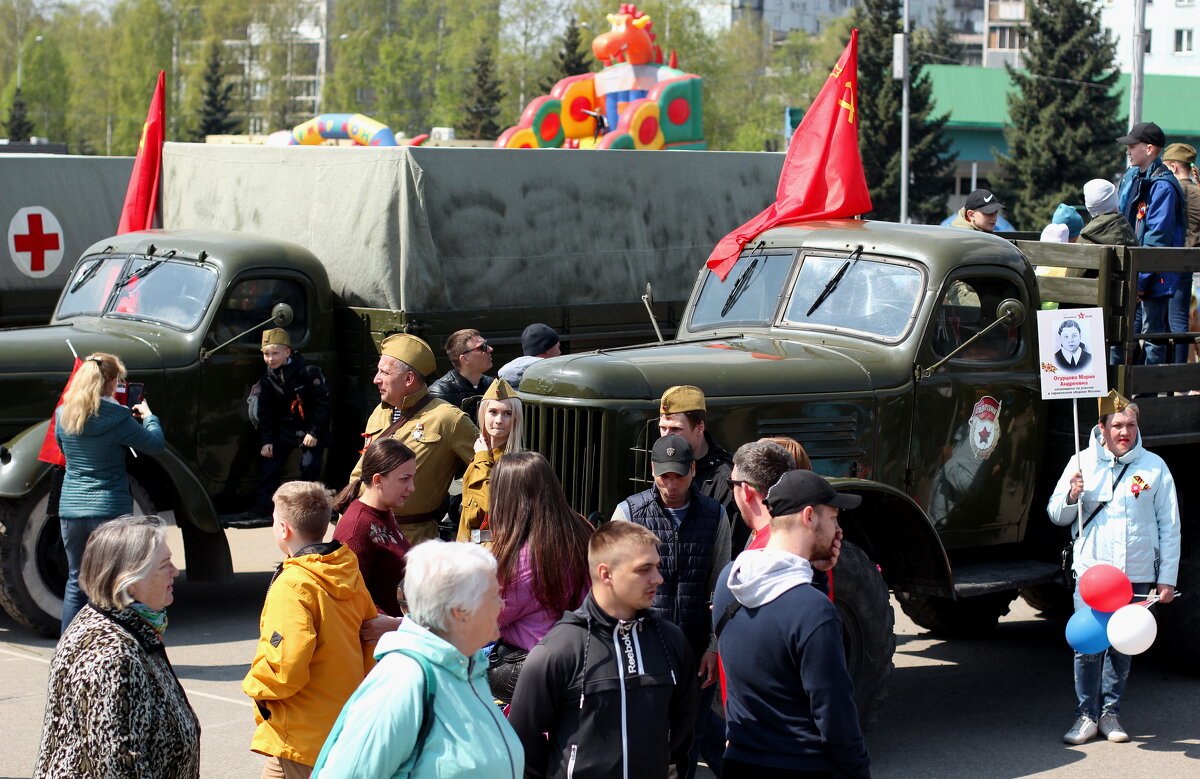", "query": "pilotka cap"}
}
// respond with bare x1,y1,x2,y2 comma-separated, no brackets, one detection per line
261,328,291,350
482,378,517,402
765,470,862,517
1098,389,1133,418
380,333,437,378
660,385,706,415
